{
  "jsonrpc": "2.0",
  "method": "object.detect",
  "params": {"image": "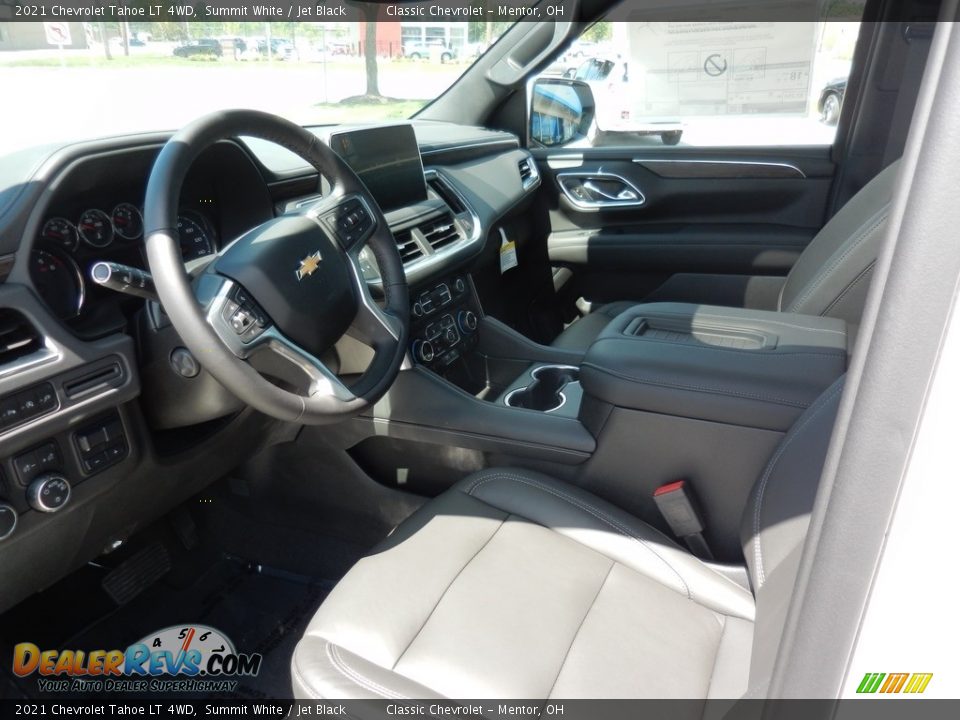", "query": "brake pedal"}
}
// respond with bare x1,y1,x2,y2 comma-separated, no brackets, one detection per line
101,542,171,605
